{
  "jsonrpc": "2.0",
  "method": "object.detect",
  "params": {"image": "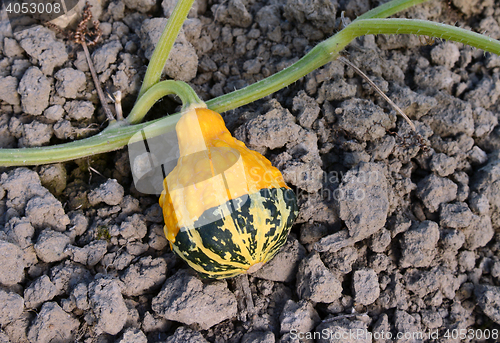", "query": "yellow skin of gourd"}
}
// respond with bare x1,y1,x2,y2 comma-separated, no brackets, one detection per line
159,107,289,244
